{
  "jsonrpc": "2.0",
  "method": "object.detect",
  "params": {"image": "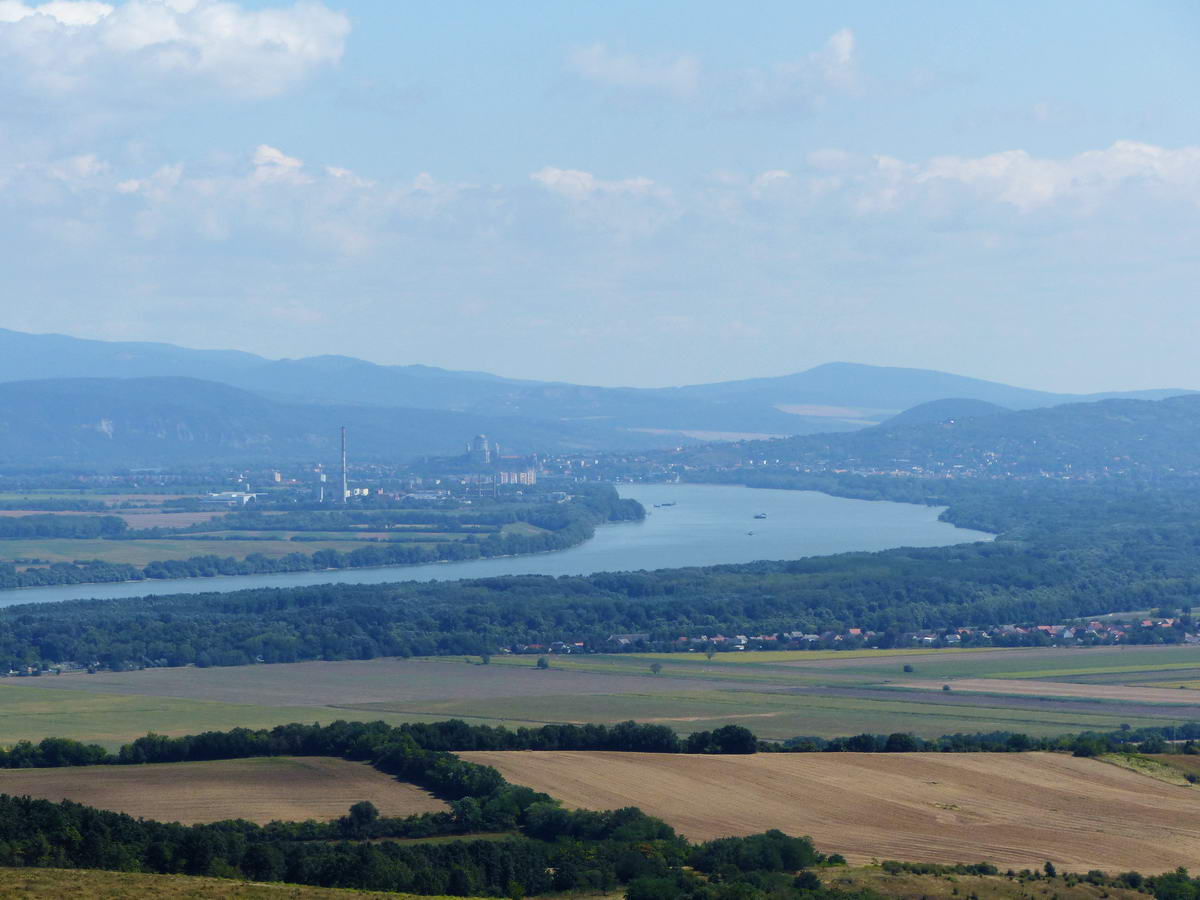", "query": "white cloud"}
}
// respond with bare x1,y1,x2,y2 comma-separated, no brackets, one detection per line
568,30,862,114
531,166,658,199
568,43,699,98
0,0,349,99
736,28,860,113
2,141,1199,388
914,141,1200,213
0,1,114,25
